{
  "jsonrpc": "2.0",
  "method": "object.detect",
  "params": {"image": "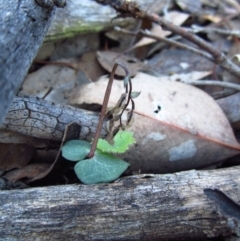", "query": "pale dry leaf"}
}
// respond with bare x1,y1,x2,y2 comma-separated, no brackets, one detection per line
200,14,222,23
70,72,240,173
